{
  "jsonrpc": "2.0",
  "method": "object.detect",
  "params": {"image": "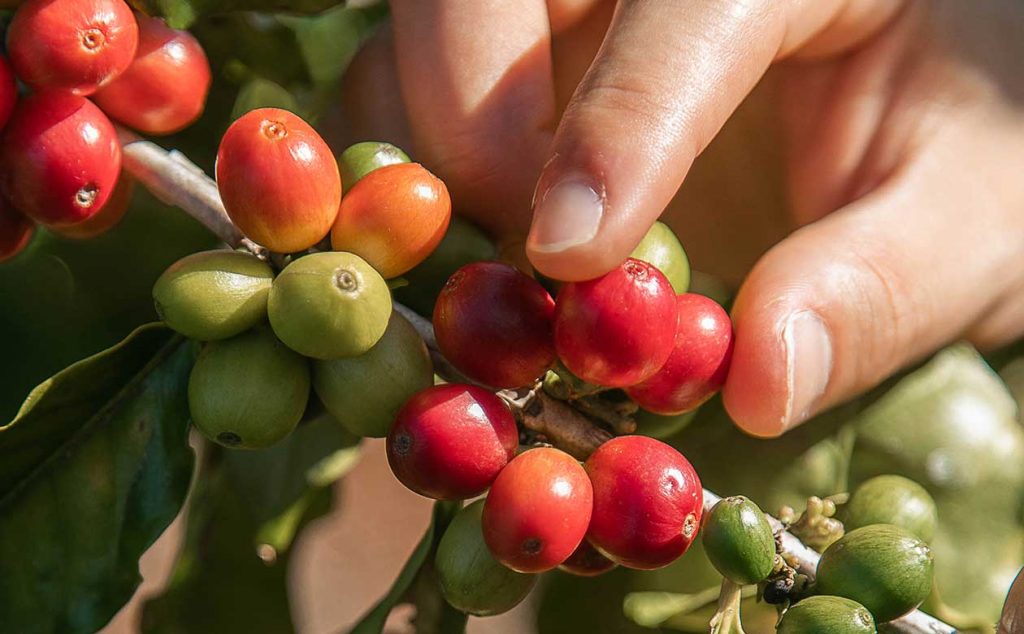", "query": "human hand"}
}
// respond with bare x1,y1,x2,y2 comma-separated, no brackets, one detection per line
338,0,1024,437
